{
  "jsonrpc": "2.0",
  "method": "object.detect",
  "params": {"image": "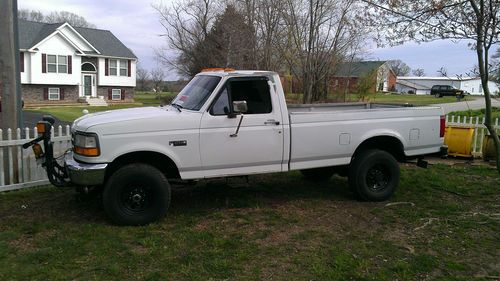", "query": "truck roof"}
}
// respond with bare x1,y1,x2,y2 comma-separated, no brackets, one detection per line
196,69,278,77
